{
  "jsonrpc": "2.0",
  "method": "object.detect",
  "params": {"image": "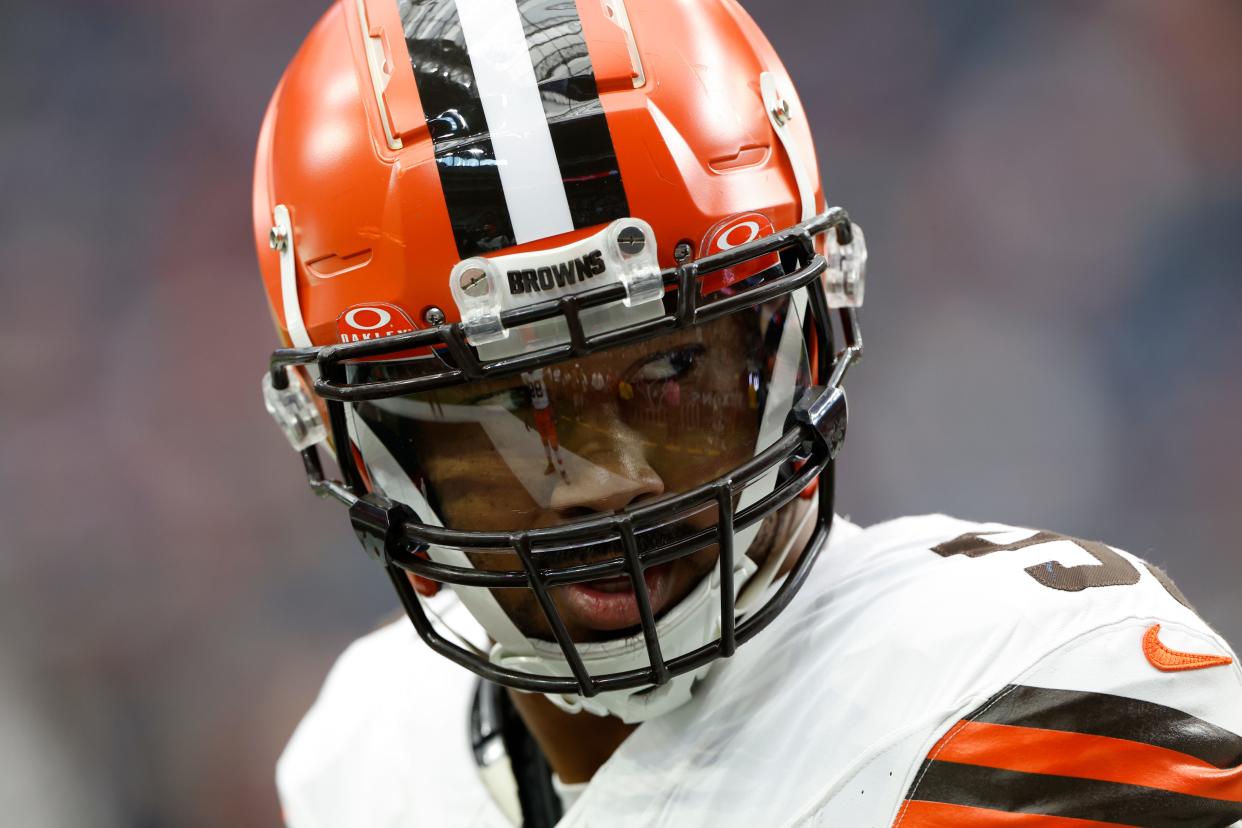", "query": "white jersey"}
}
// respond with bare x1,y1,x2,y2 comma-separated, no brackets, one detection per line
277,515,1242,826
